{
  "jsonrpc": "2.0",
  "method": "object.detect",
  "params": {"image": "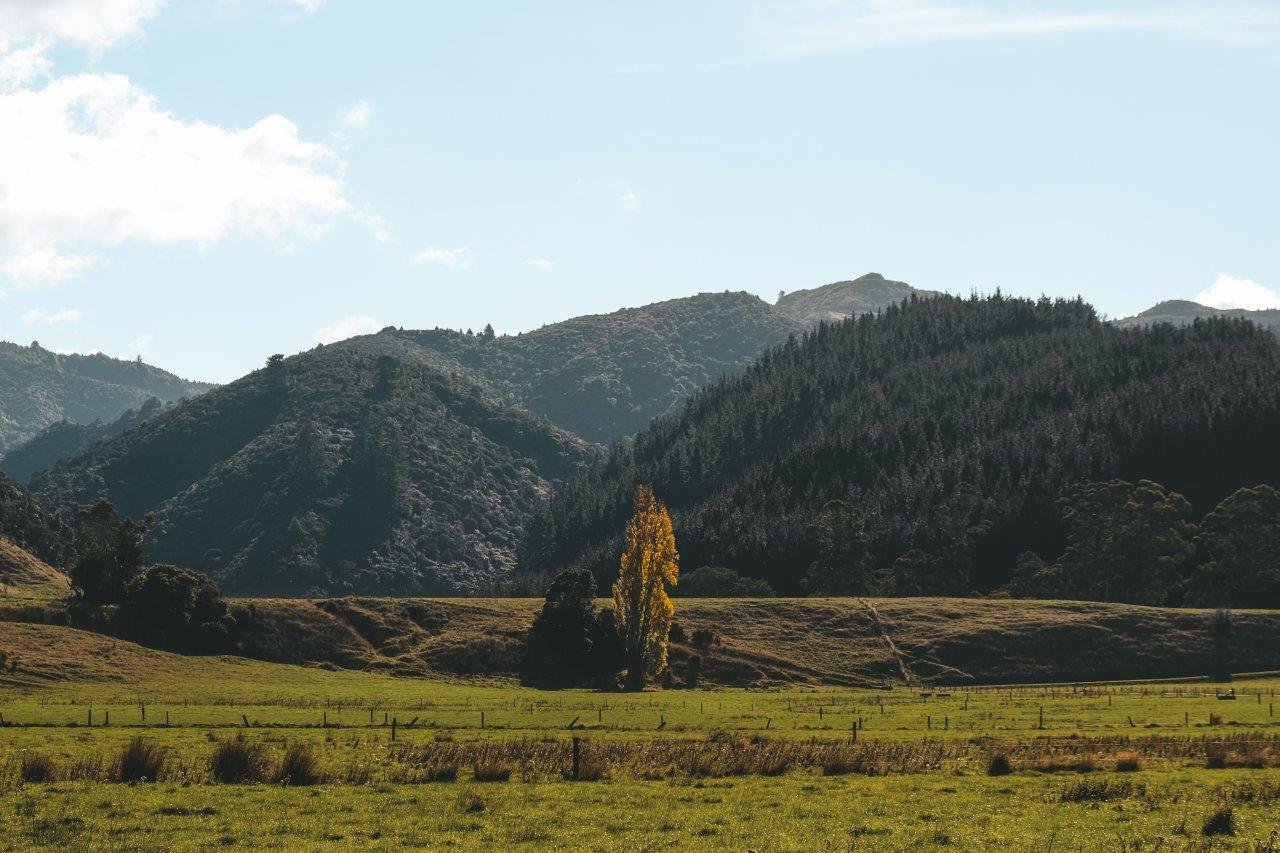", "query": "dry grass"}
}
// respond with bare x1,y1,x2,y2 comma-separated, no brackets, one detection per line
276,743,323,786
0,538,68,604
210,736,269,784
20,752,55,783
